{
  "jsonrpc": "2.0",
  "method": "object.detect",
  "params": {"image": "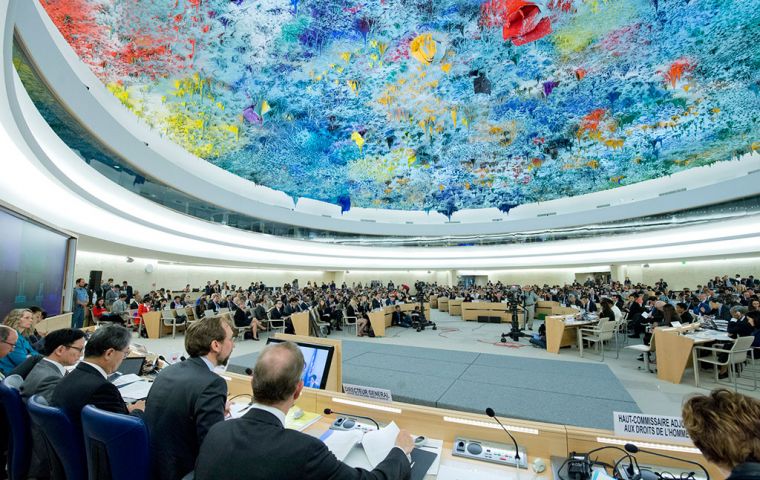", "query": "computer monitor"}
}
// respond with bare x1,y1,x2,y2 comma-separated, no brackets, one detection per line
265,338,335,390
117,356,146,376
